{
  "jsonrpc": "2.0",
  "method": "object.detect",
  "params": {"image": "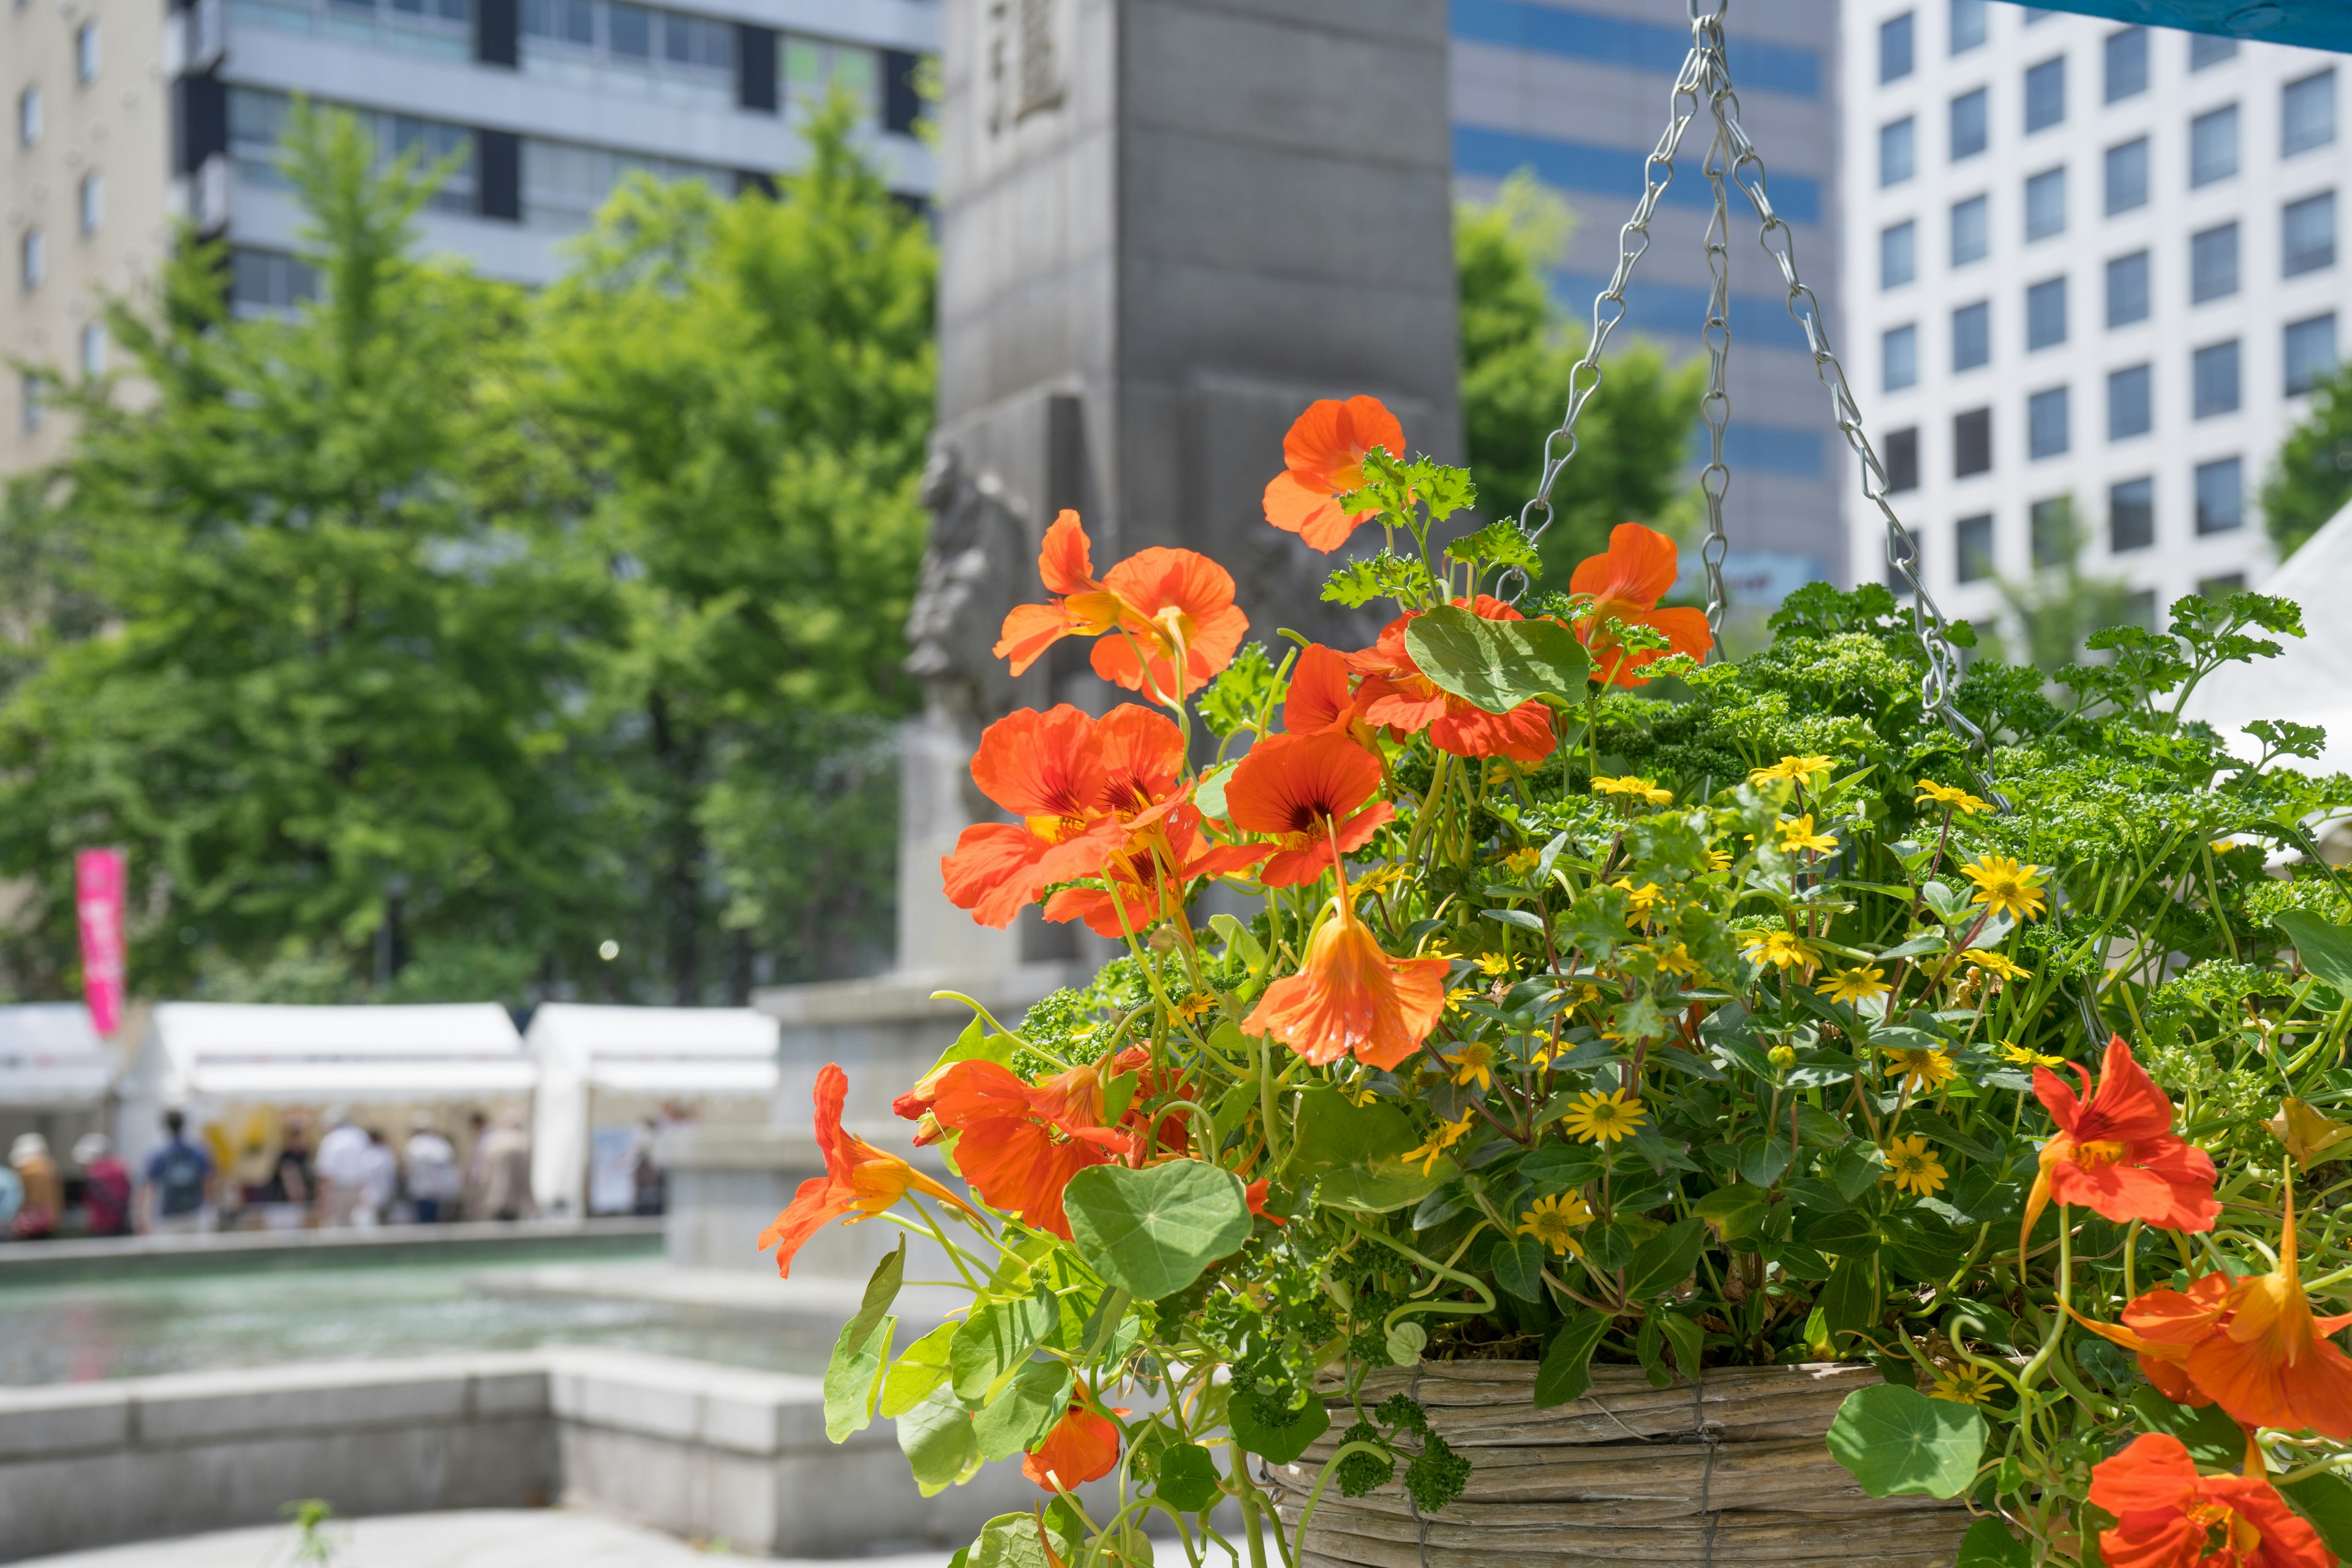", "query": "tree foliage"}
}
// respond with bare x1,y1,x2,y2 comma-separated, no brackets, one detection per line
2259,356,2352,557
